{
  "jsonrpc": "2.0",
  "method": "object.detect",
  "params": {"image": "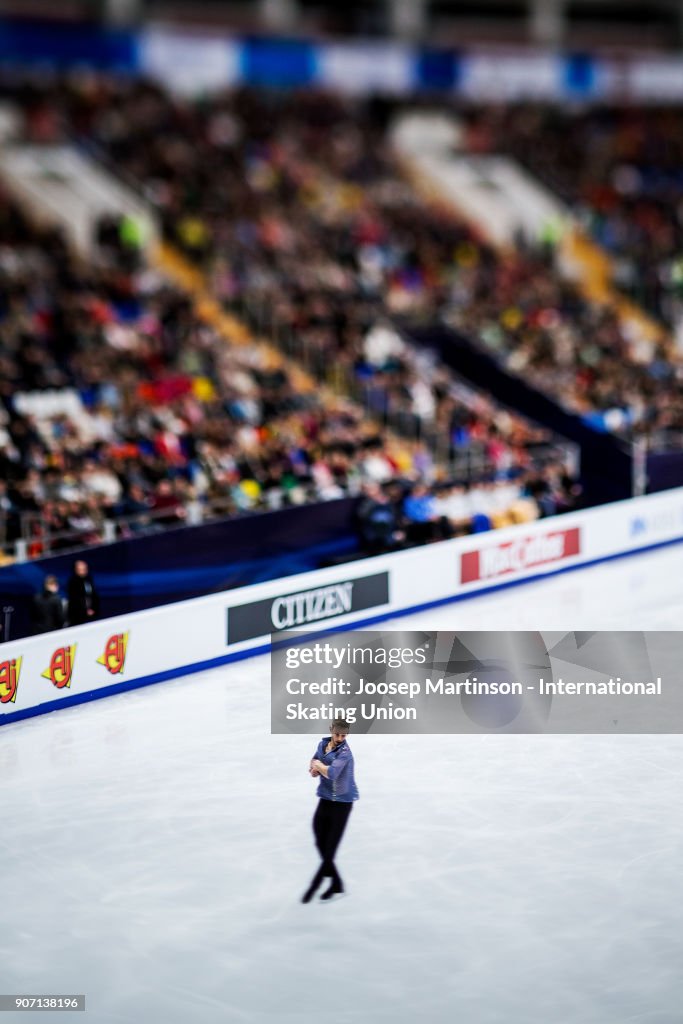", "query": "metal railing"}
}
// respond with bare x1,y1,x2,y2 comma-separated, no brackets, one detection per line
0,482,365,565
4,504,194,564
232,286,580,482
